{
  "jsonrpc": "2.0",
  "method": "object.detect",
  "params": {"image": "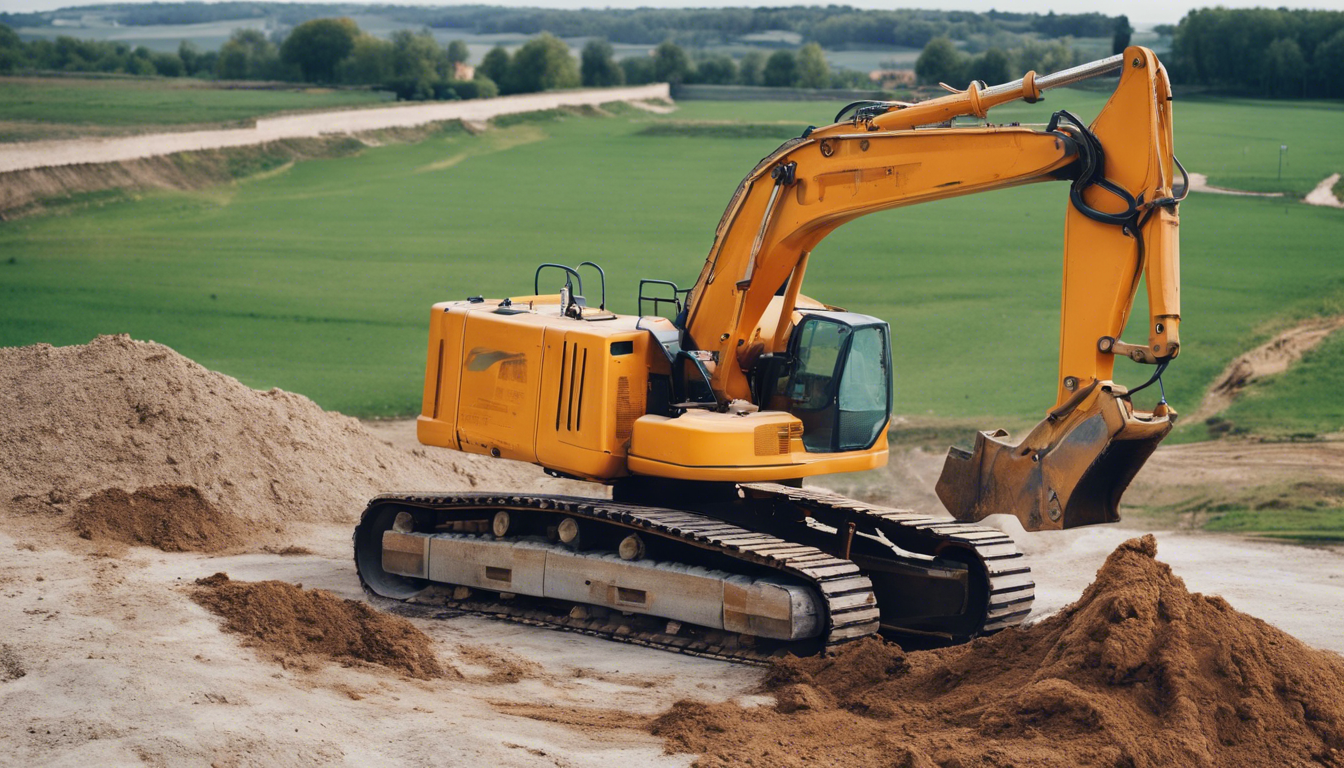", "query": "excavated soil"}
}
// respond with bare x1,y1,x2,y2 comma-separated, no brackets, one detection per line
191,573,448,680
0,335,511,541
72,484,242,552
652,535,1344,768
1195,316,1344,421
